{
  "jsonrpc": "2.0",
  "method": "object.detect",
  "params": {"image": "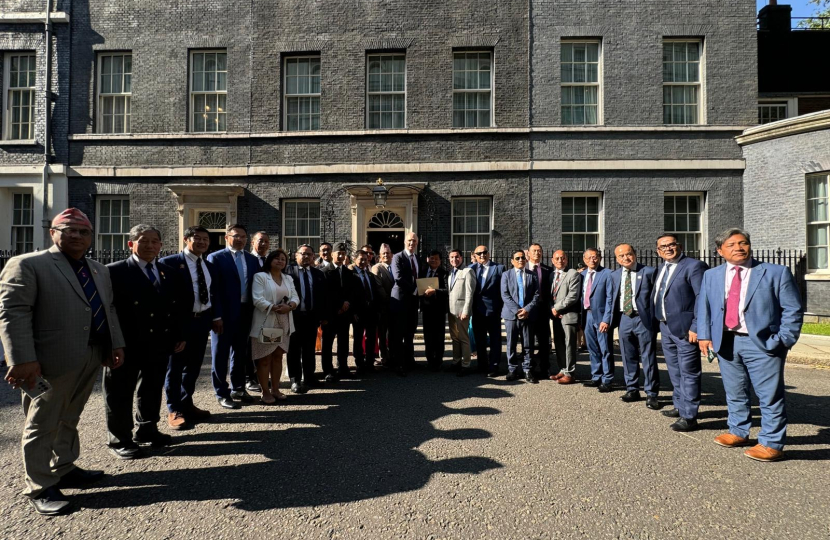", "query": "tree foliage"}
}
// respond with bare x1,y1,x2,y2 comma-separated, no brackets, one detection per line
800,0,830,29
